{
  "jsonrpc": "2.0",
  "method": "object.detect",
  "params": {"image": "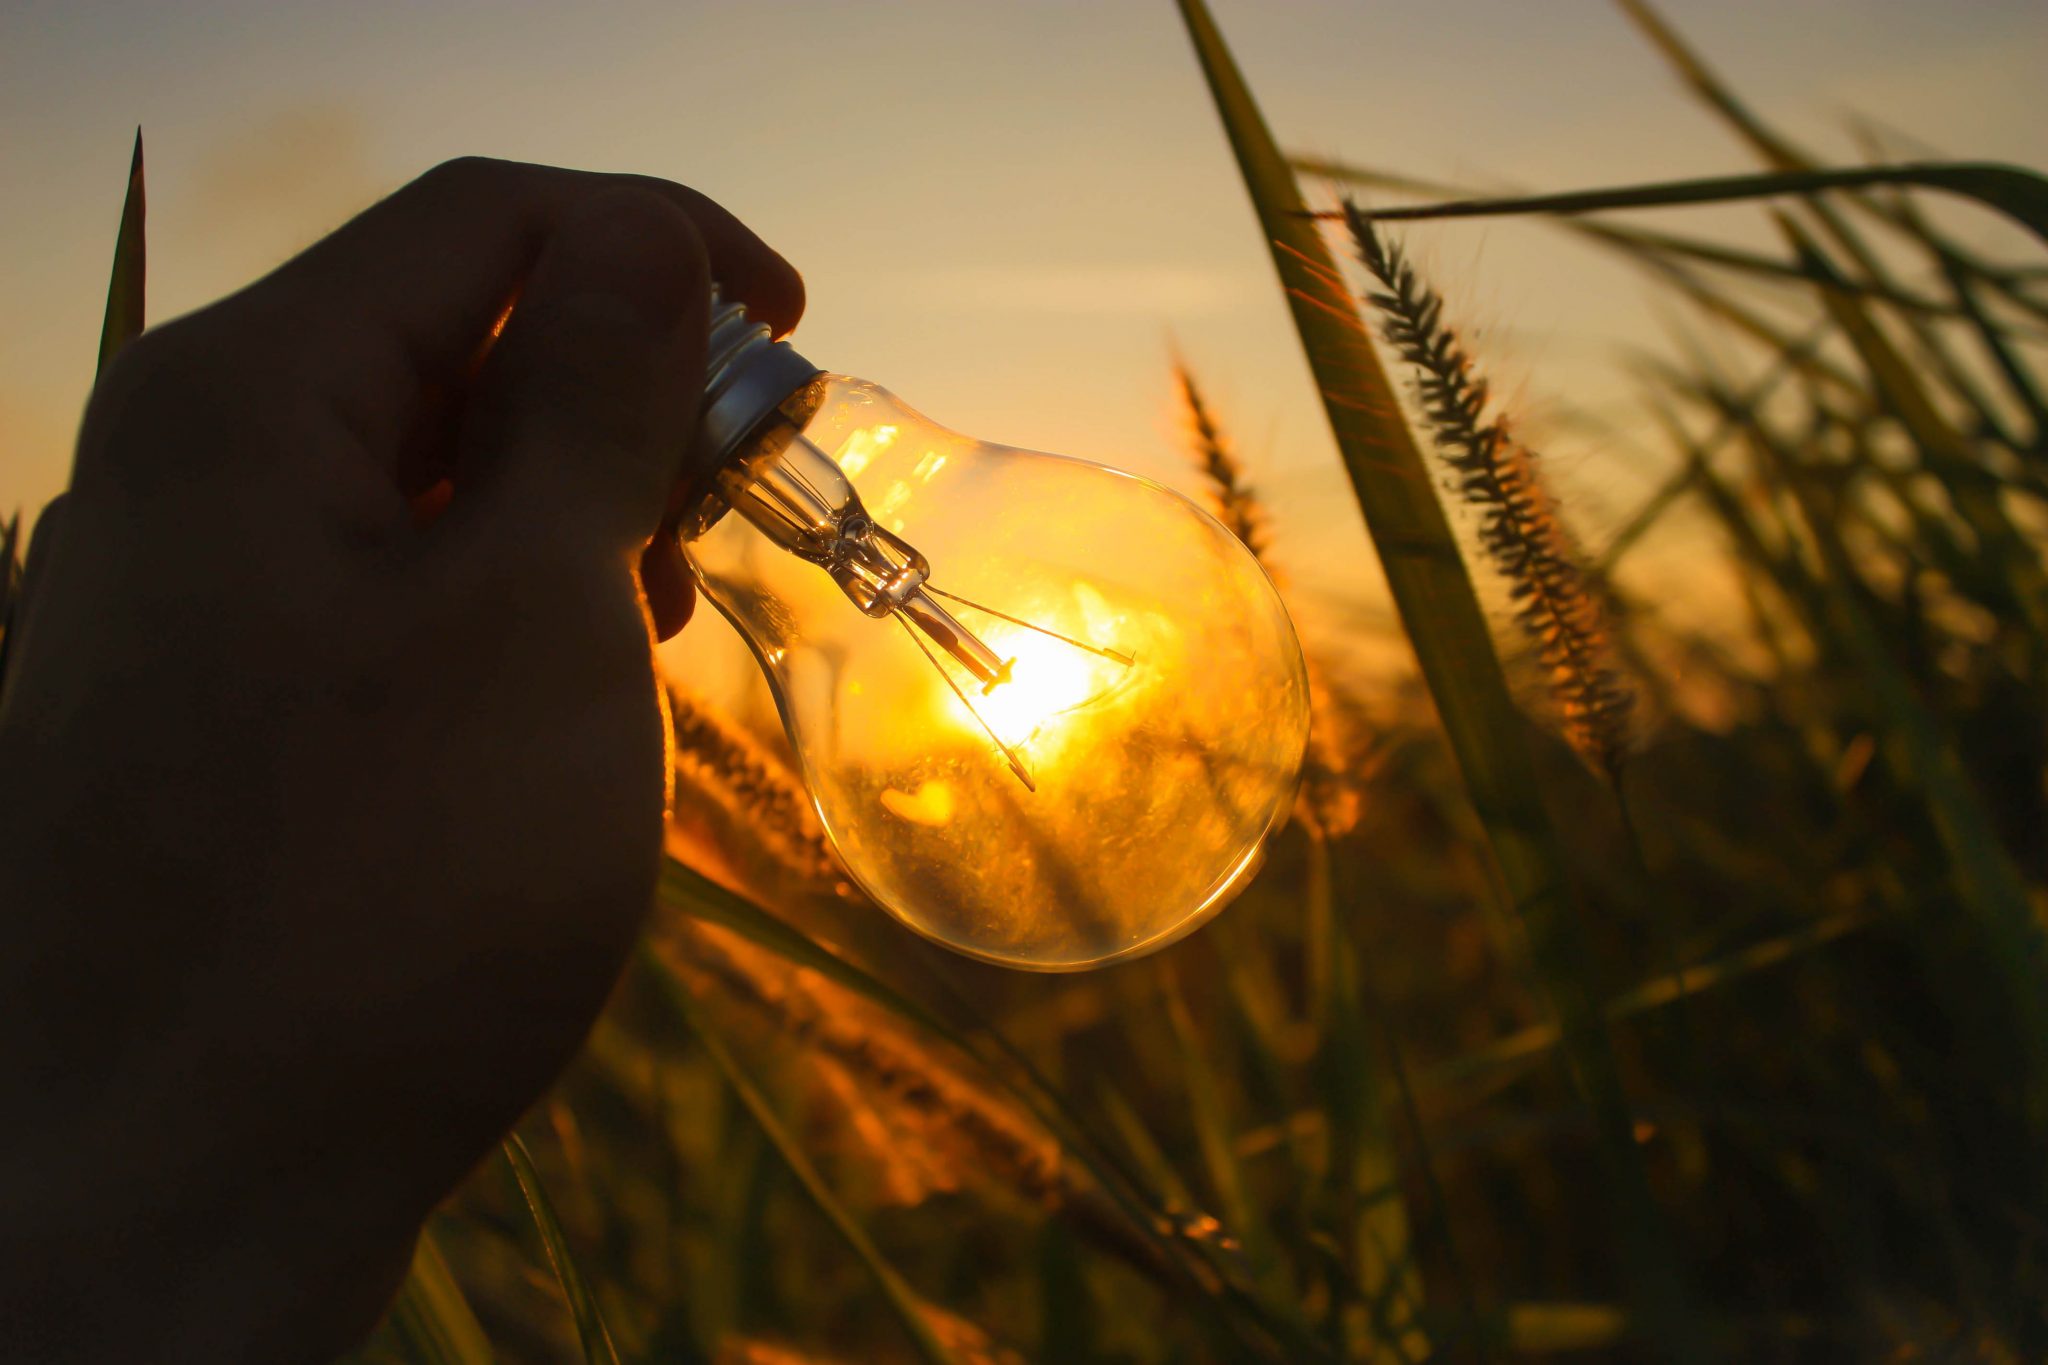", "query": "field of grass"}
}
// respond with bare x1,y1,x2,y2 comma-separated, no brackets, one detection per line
8,1,2048,1360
